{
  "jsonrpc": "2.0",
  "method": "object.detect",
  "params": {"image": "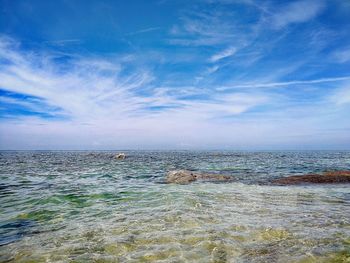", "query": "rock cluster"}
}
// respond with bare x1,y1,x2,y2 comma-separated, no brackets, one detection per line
166,170,233,184
273,170,350,185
